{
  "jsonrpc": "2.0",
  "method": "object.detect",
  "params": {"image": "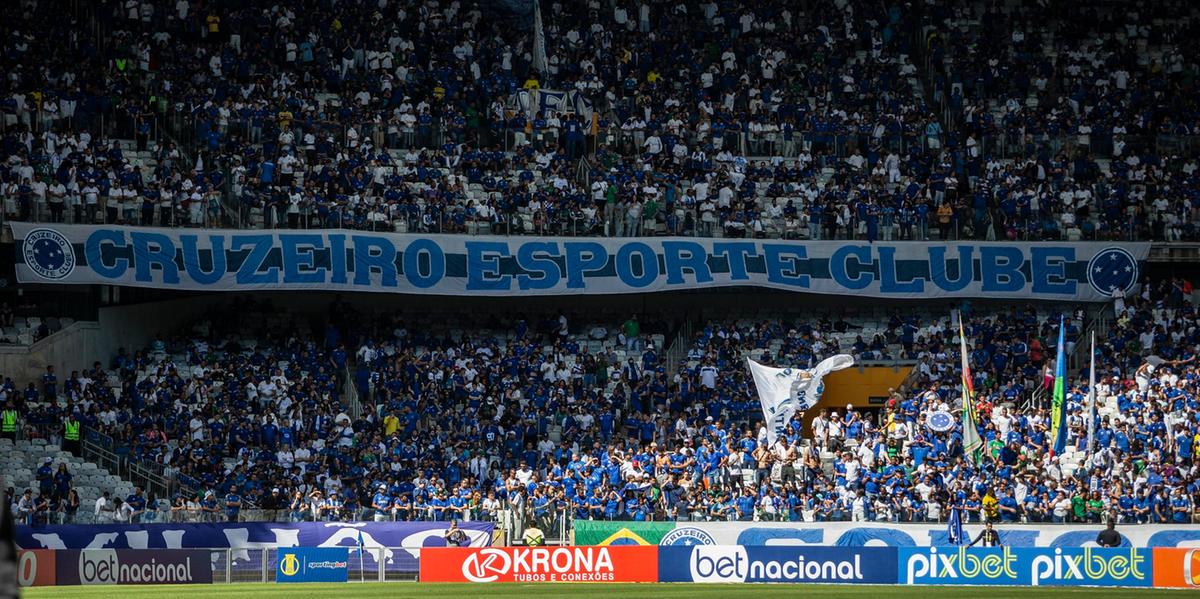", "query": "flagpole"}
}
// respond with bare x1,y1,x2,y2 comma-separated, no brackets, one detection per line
358,531,365,583
1086,331,1096,457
